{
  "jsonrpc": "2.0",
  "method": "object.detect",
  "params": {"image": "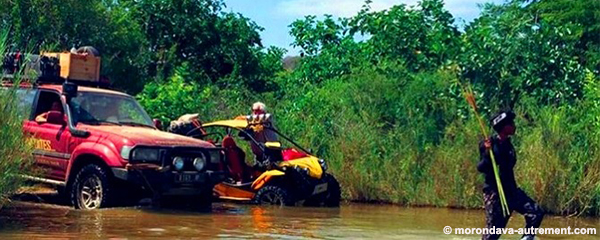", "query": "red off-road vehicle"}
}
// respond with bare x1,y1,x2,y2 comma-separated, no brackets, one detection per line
2,51,226,209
